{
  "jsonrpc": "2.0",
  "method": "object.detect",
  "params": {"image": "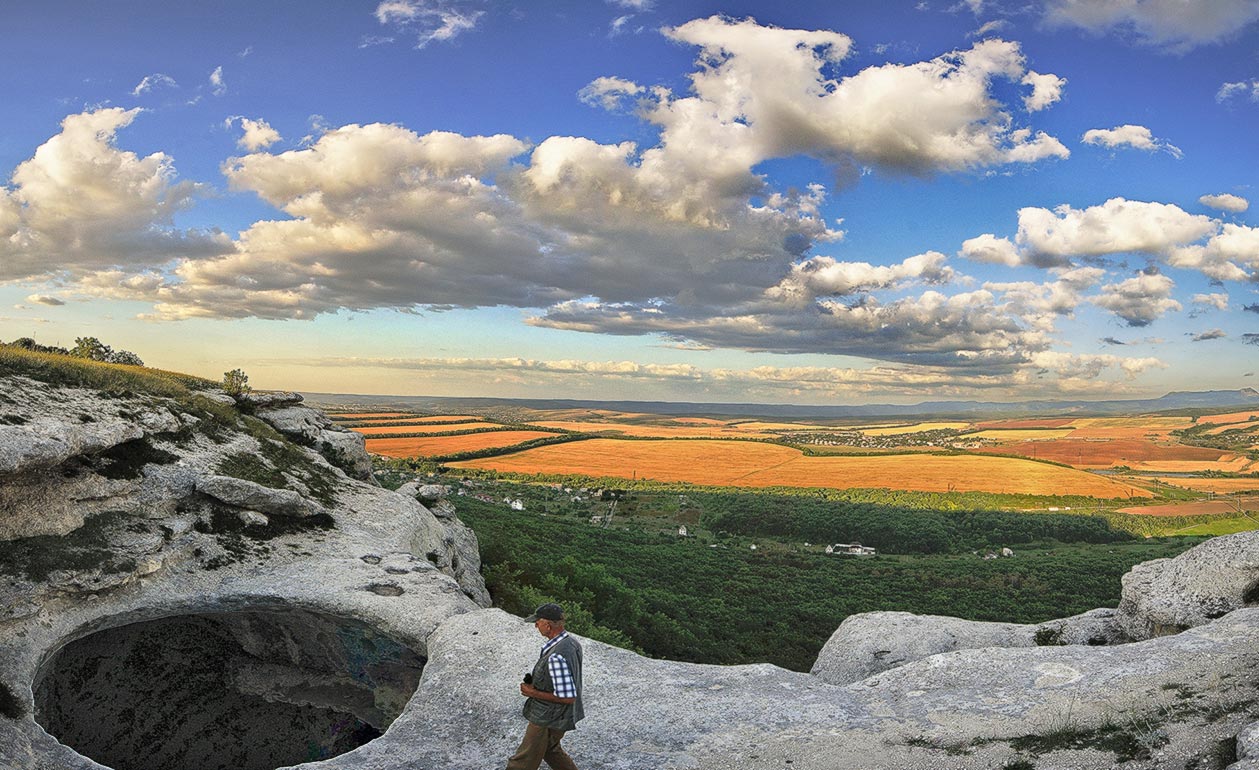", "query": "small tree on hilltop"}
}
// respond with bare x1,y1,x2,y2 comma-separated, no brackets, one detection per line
222,368,251,397
71,336,112,362
108,349,145,366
